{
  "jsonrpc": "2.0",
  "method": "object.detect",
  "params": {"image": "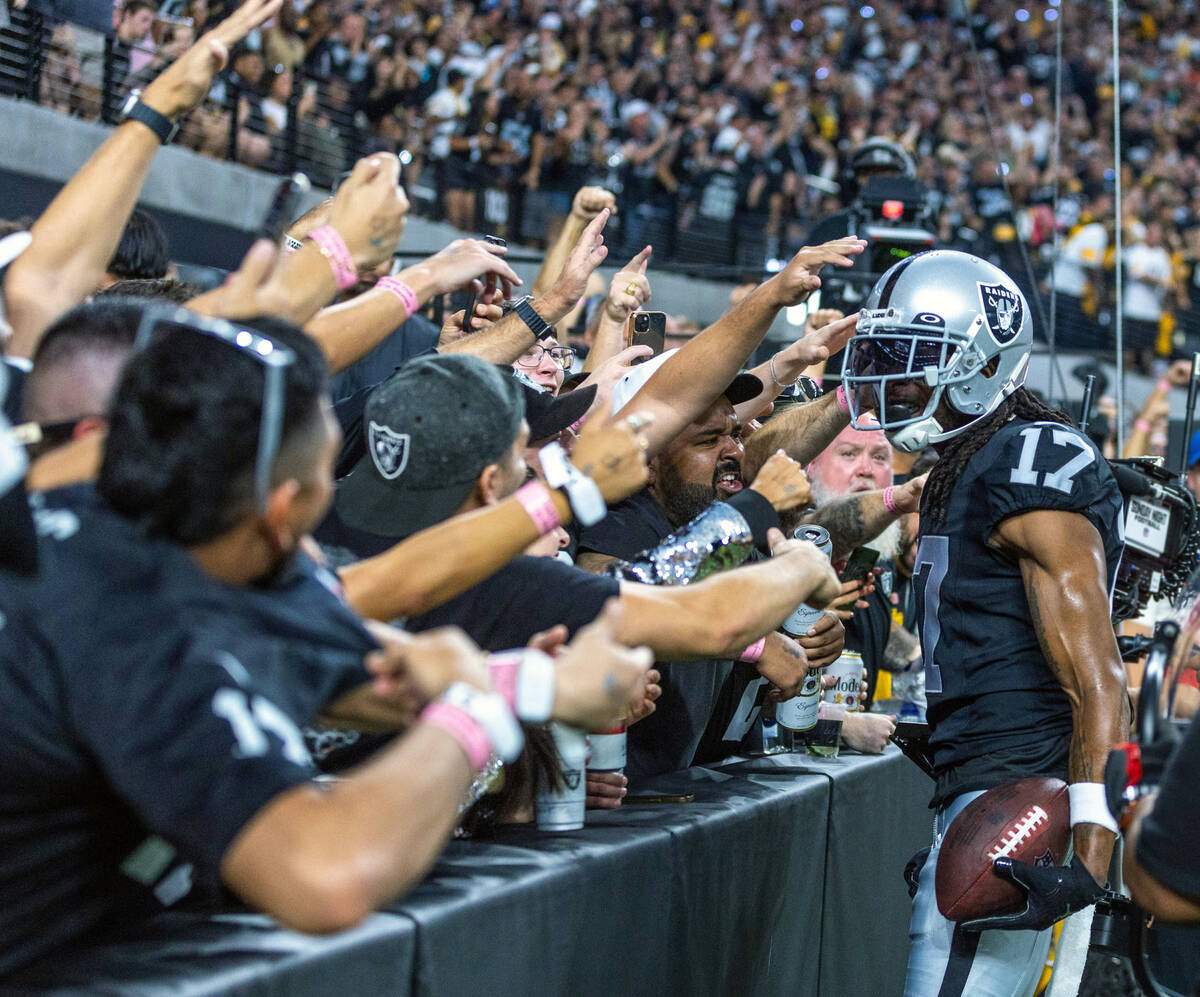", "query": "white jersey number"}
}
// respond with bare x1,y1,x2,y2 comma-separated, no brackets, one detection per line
1009,425,1095,494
